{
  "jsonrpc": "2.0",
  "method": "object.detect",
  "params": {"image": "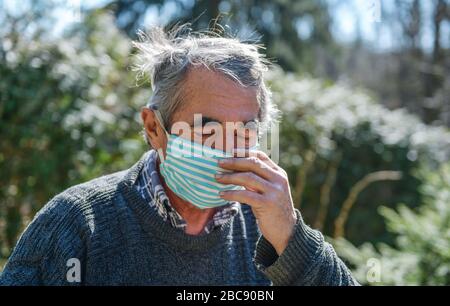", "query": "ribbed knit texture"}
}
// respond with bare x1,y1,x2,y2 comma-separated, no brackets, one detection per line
0,153,358,286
